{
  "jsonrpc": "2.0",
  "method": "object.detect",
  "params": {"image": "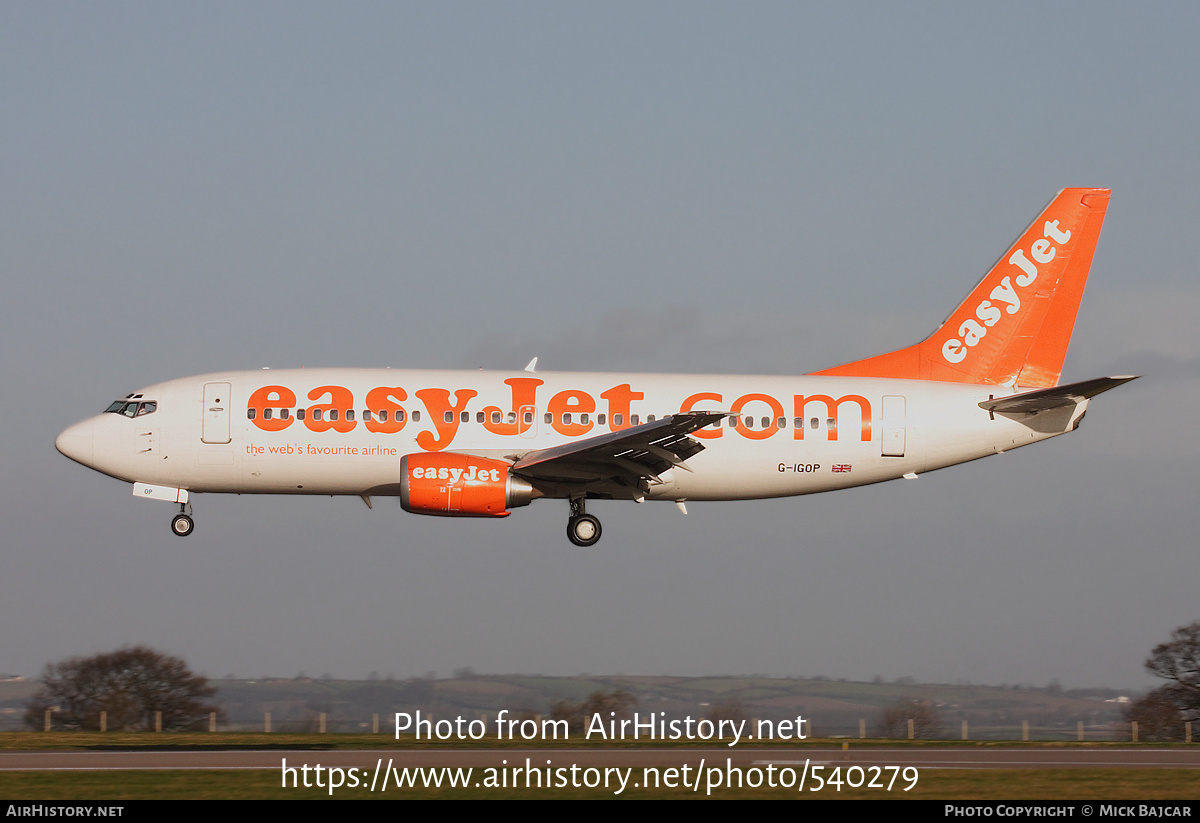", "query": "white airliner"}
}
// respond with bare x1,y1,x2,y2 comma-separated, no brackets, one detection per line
57,188,1135,546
